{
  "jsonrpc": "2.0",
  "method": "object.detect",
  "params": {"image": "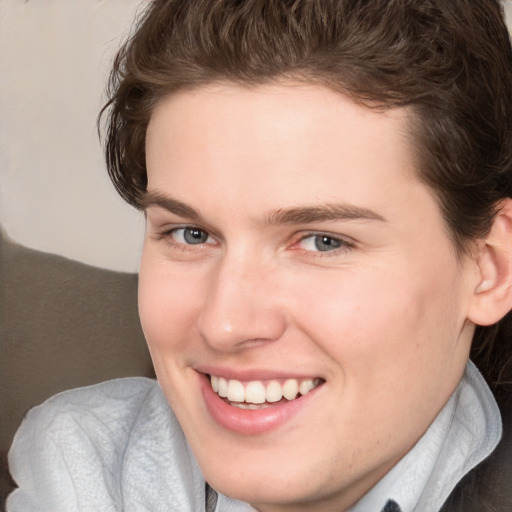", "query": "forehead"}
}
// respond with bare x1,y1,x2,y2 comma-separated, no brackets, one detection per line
147,82,412,157
145,82,433,226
